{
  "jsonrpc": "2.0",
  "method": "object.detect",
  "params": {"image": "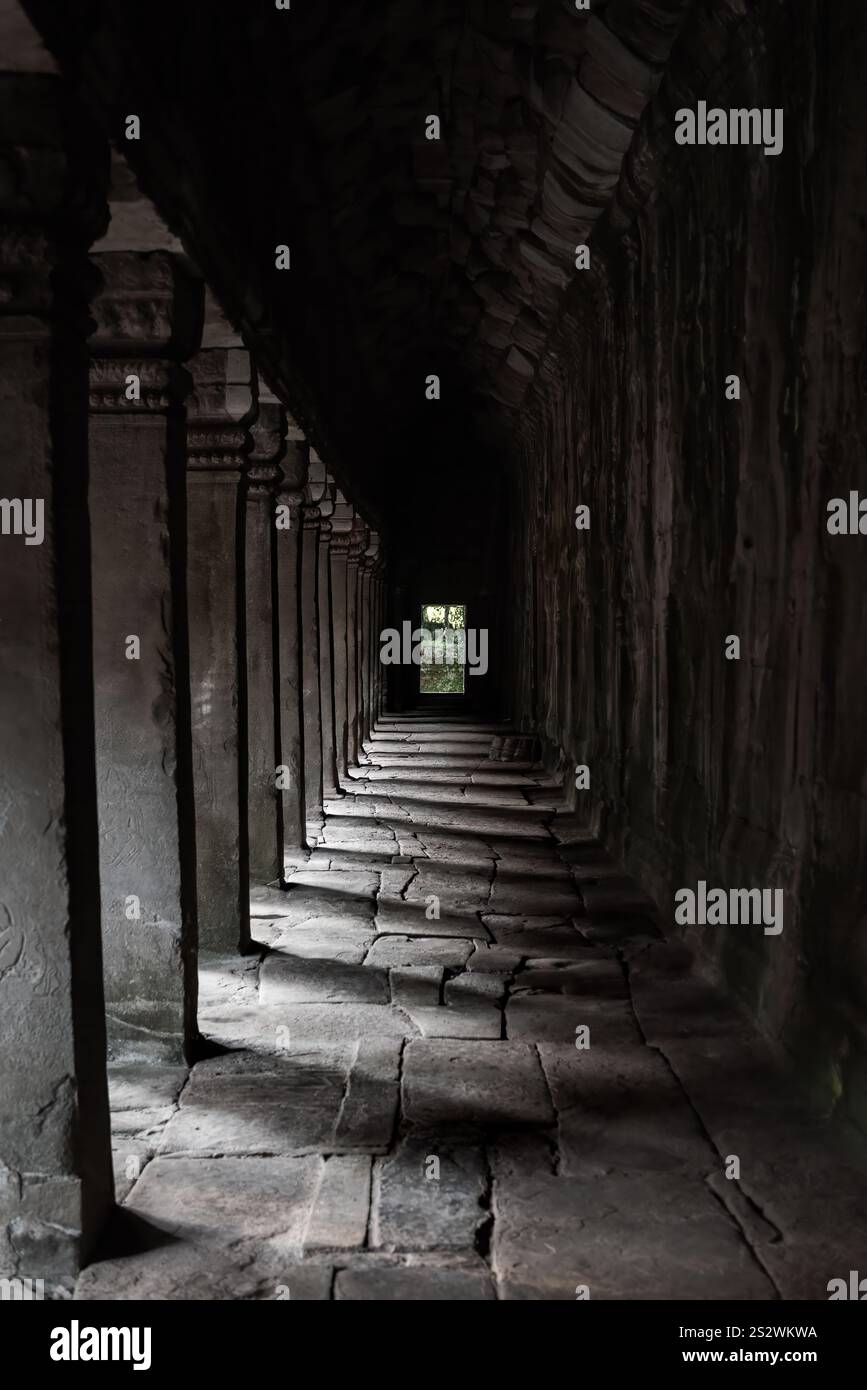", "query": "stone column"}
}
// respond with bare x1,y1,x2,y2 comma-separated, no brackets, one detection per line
88,249,203,1065
362,531,381,748
0,73,113,1290
186,347,254,952
300,454,326,839
245,382,285,888
276,416,307,867
318,475,342,799
346,518,367,770
330,492,354,784
357,552,372,760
